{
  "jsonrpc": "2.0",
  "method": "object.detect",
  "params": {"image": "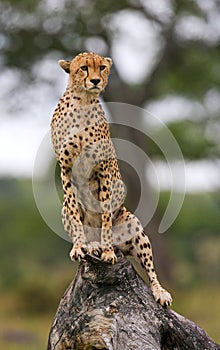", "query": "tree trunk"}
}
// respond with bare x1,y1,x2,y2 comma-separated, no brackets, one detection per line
47,249,220,350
